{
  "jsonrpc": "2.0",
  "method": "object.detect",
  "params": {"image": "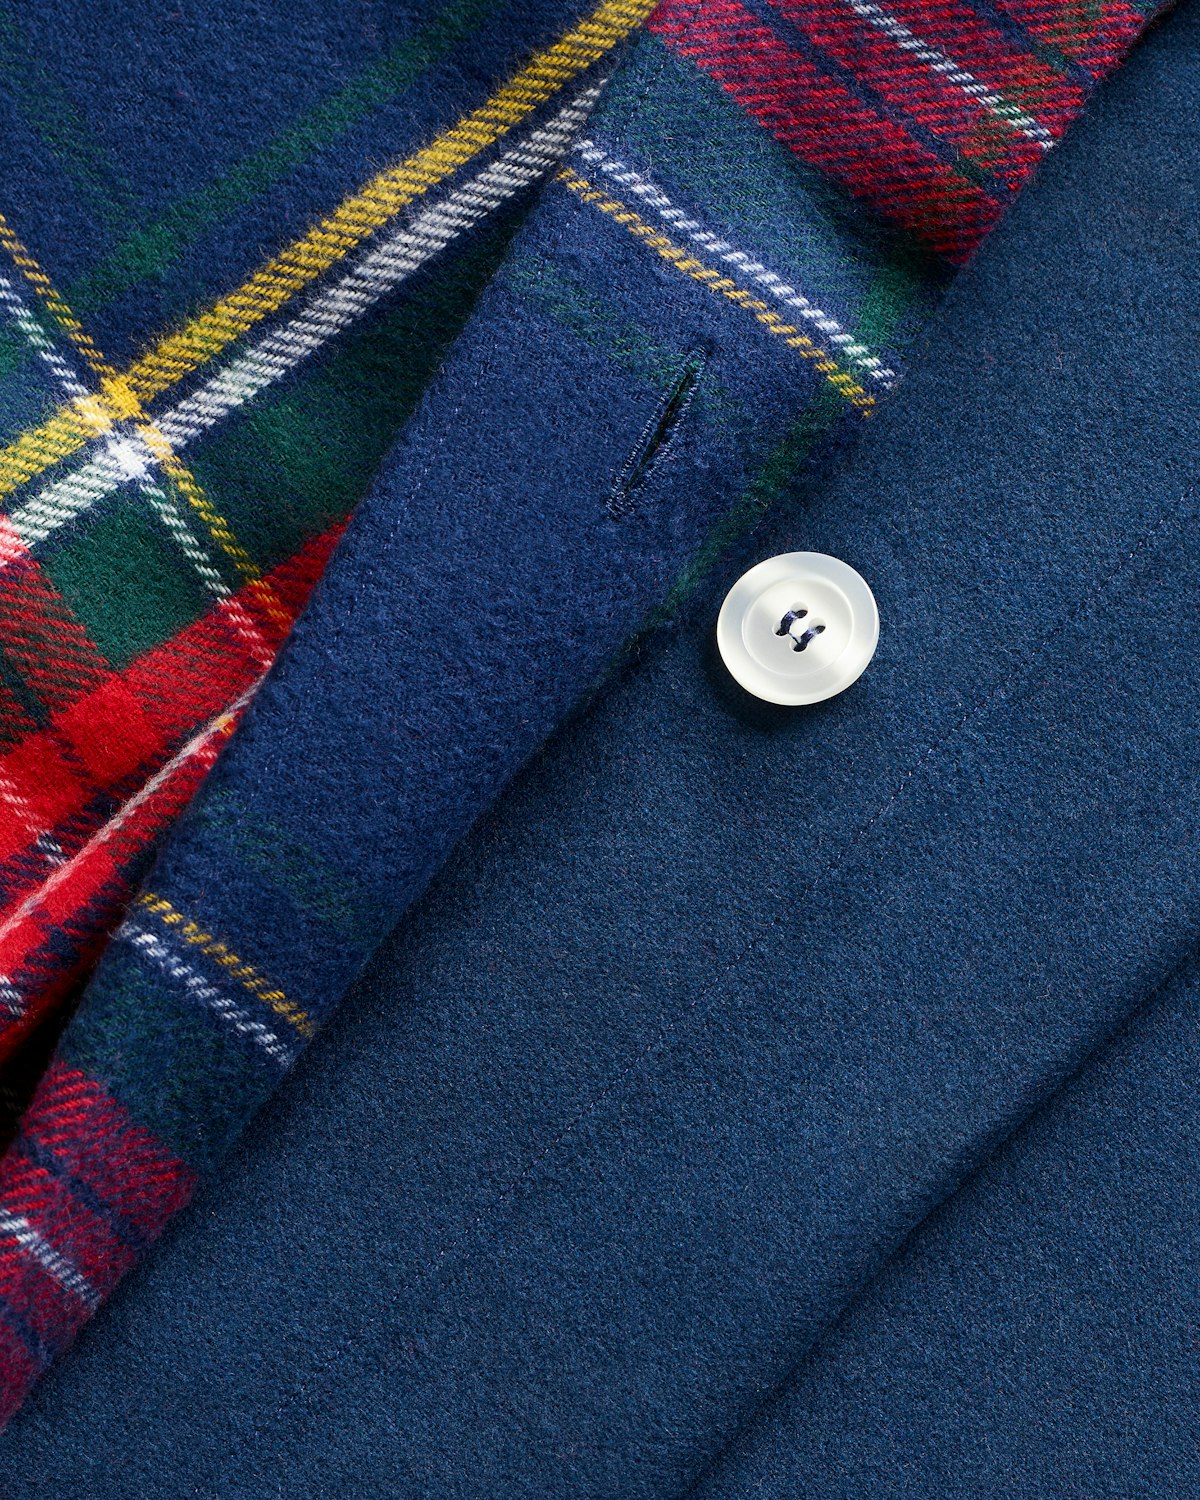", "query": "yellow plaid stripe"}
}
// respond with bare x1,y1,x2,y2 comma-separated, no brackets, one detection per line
0,212,289,626
556,167,877,414
138,892,315,1038
0,0,654,503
